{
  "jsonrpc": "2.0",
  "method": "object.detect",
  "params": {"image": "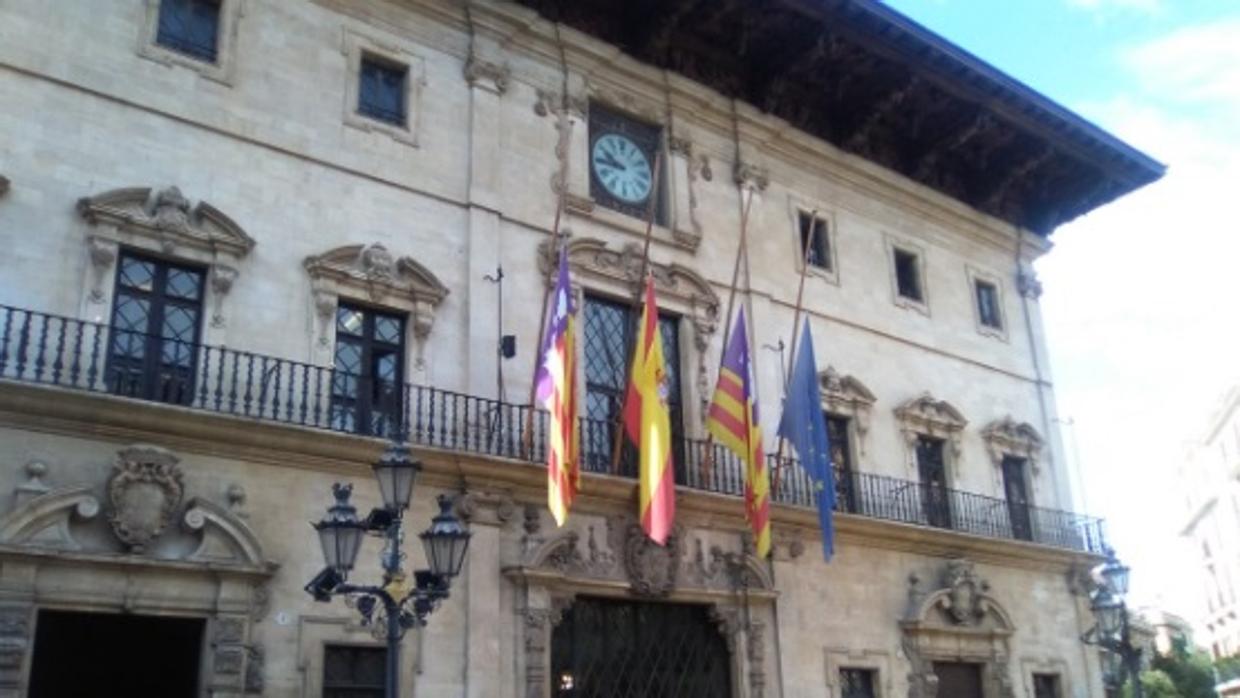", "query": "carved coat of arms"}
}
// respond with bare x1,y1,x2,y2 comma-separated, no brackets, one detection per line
107,445,185,552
